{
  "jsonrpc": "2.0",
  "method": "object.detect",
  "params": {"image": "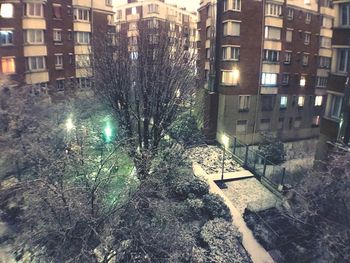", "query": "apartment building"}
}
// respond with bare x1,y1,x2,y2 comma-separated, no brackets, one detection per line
114,0,197,54
316,0,350,159
198,0,334,145
0,0,114,93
